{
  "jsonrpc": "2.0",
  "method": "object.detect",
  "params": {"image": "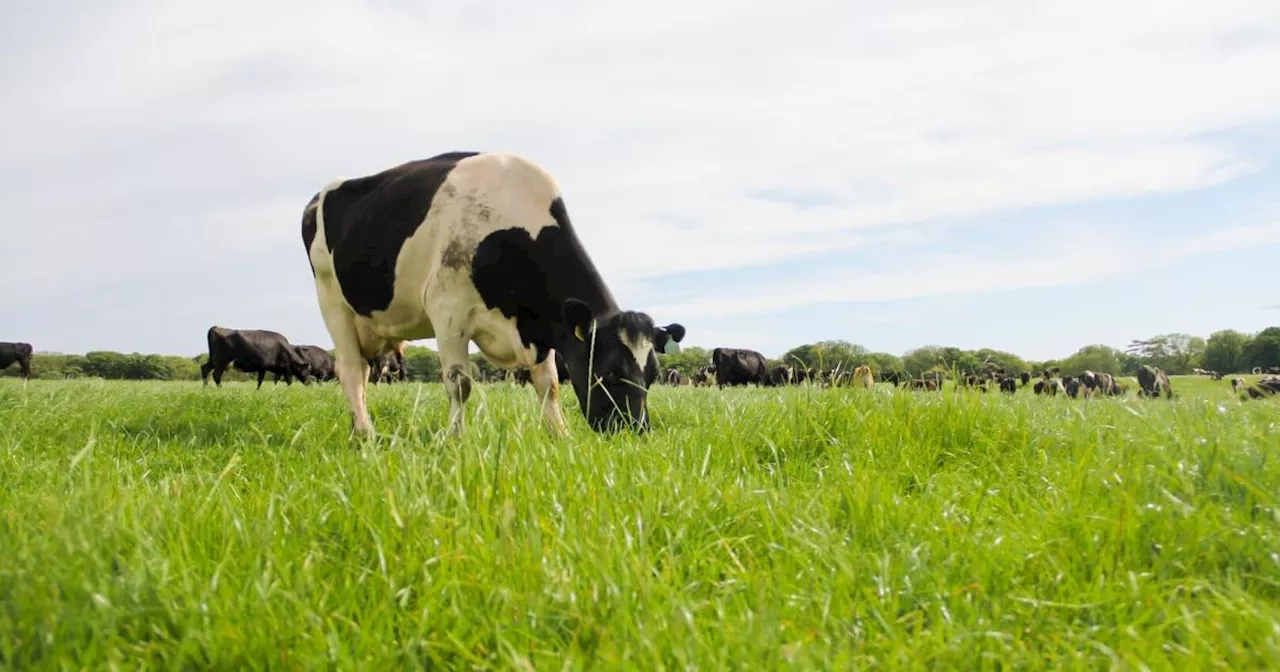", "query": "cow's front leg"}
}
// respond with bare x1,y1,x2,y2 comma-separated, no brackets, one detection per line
531,351,568,436
436,334,472,436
